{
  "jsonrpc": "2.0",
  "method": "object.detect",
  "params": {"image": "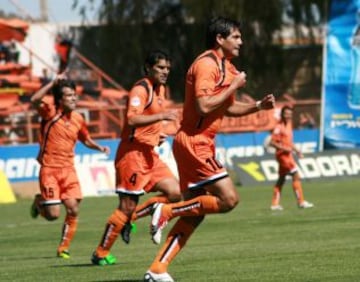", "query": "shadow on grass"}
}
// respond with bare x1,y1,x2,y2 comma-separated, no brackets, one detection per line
51,263,101,267
51,263,144,282
50,265,143,281
90,280,142,282
22,256,57,260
